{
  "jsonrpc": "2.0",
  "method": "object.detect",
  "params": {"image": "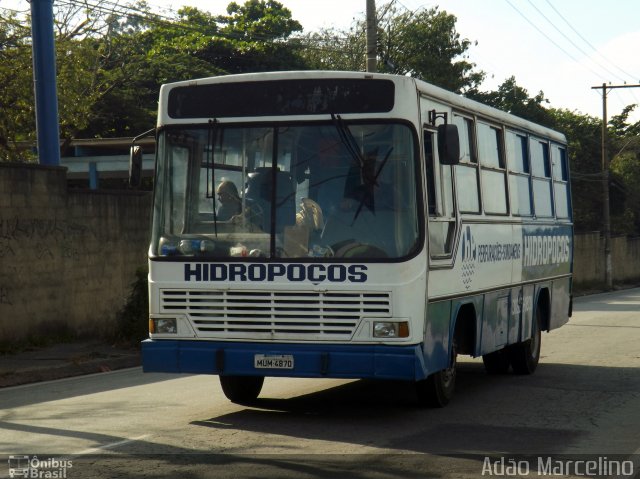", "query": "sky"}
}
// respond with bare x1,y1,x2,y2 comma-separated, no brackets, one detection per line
279,0,640,123
3,0,640,123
